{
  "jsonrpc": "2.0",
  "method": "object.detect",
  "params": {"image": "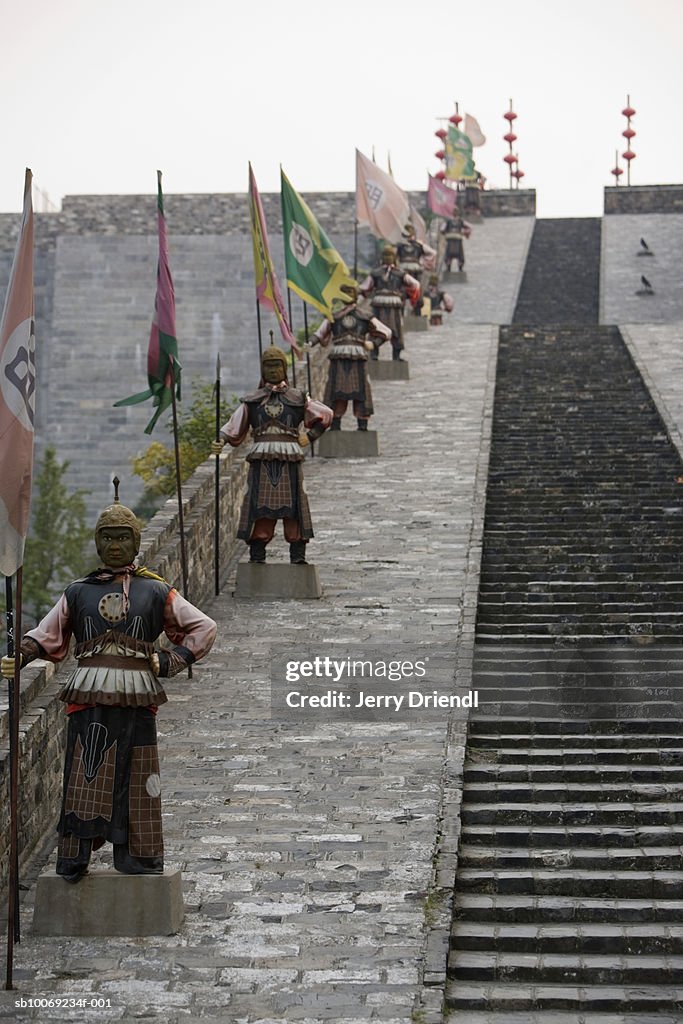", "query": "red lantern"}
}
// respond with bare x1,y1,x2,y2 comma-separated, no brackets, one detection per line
504,153,518,165
622,150,636,162
503,132,517,144
504,110,517,121
622,127,635,140
513,169,525,180
435,128,447,140
449,113,462,125
434,149,445,160
435,171,446,181
622,105,636,118
611,165,623,179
